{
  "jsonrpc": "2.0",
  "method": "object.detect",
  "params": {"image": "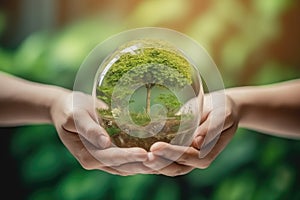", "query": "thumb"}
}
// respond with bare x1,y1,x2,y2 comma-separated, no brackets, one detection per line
73,108,111,149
